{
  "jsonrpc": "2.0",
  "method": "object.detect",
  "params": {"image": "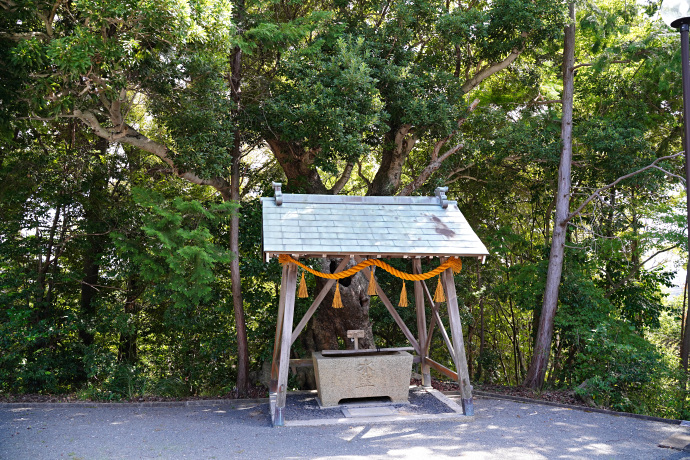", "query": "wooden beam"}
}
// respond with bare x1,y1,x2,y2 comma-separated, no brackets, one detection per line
432,303,457,367
290,257,351,345
270,263,290,393
413,259,431,387
417,271,457,366
274,262,298,426
420,278,440,359
426,357,458,381
424,312,437,358
355,256,420,354
443,266,474,415
289,359,313,368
